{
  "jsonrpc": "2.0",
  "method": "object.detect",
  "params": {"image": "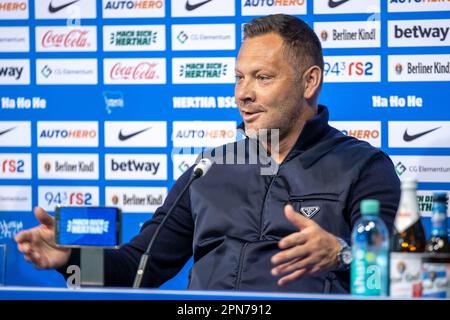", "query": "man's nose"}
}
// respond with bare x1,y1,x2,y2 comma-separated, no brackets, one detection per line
235,79,256,104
